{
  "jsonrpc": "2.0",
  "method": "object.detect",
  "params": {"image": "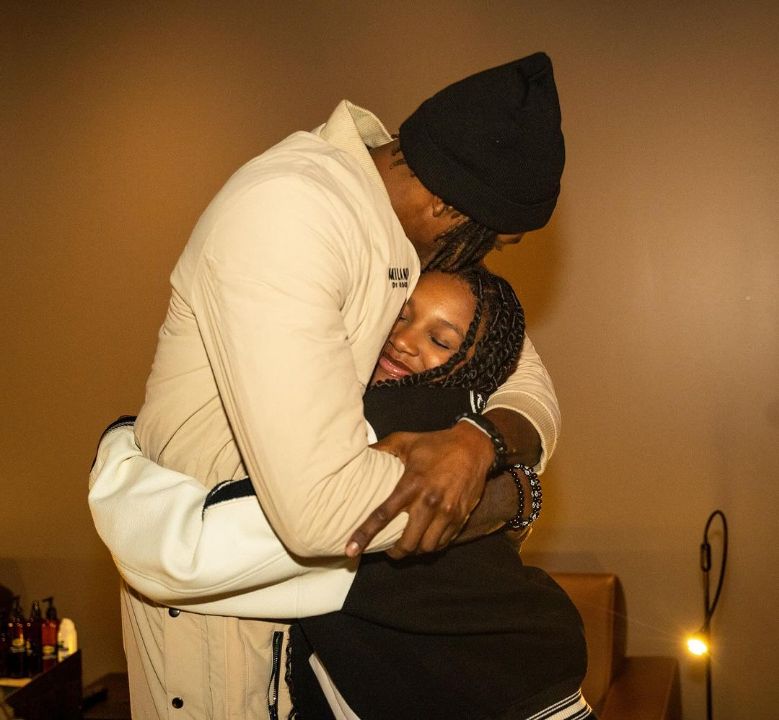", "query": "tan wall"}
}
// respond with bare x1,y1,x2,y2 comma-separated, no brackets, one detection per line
2,2,777,717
